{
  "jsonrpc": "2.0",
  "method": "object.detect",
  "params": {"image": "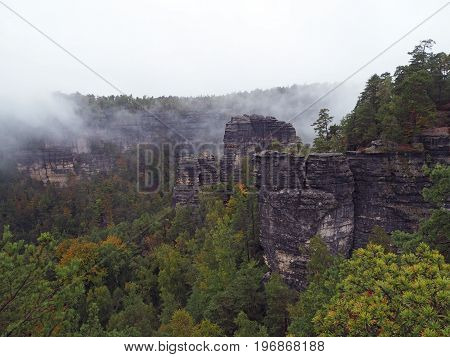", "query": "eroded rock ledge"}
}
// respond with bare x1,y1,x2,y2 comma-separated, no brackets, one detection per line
255,146,449,289
255,152,354,289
